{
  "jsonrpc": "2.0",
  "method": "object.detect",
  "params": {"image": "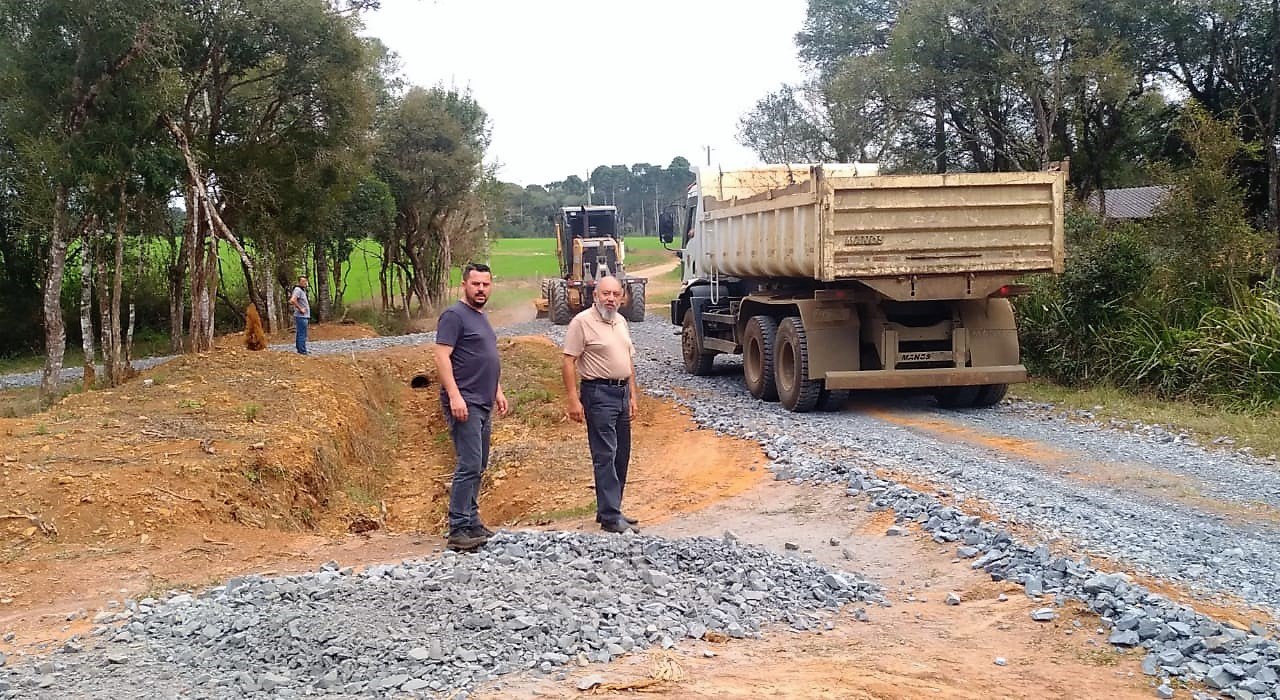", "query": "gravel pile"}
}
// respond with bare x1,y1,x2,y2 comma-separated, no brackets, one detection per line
612,319,1280,698
0,531,881,698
